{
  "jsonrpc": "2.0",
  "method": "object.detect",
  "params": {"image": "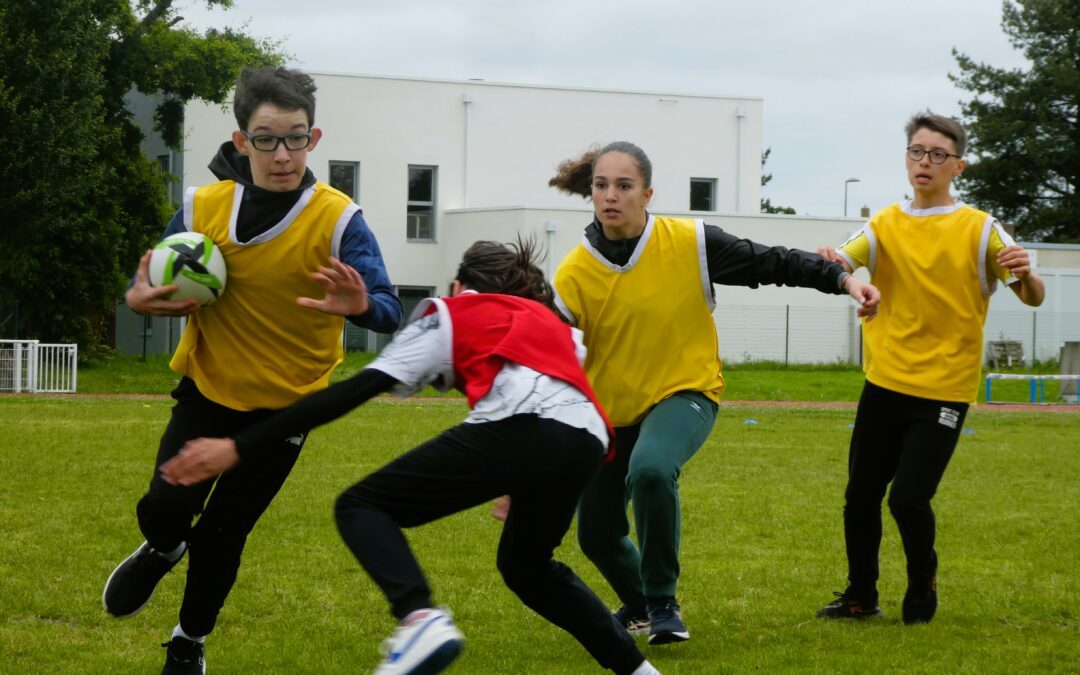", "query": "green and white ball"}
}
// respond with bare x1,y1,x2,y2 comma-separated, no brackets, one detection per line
148,232,227,306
